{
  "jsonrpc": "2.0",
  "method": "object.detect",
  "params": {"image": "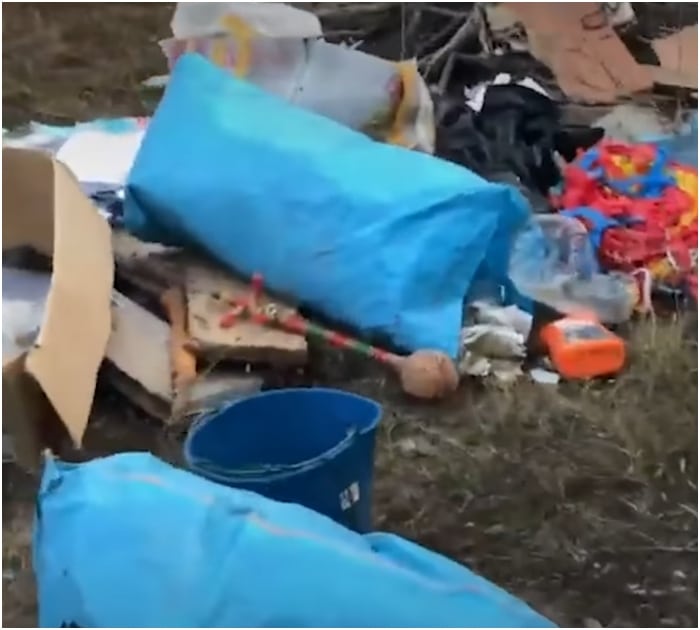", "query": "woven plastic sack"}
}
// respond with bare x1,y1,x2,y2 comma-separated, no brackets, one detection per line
124,54,529,358
34,452,556,628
